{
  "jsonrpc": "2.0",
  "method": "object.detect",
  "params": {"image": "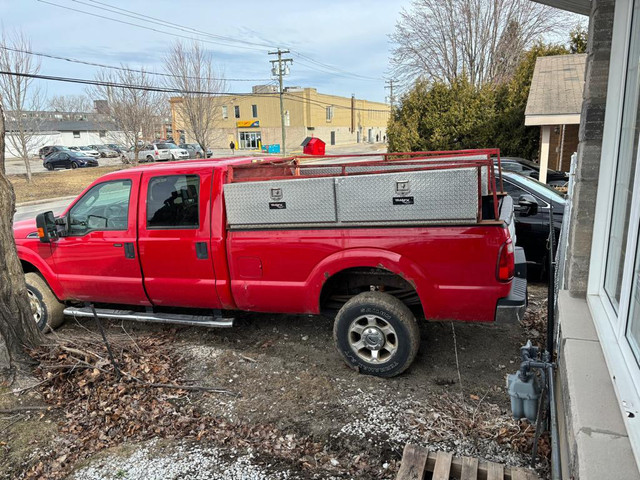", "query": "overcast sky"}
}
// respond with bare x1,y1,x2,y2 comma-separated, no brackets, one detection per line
0,0,412,105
